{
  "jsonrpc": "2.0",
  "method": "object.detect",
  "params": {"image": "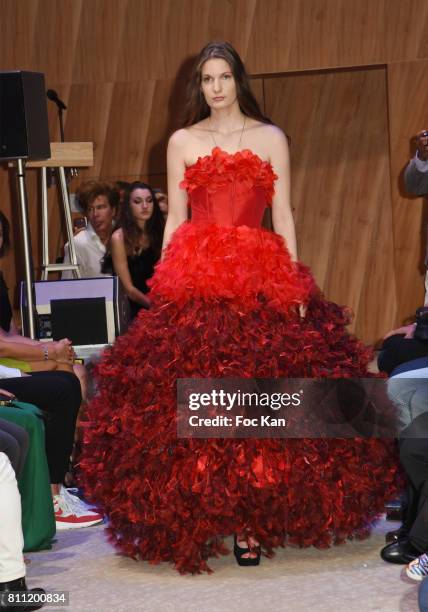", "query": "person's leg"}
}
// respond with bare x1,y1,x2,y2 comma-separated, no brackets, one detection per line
1,372,81,485
378,337,428,375
0,451,46,609
0,452,25,583
400,413,428,552
388,375,428,431
0,420,28,478
409,480,428,553
1,372,103,529
419,577,428,612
